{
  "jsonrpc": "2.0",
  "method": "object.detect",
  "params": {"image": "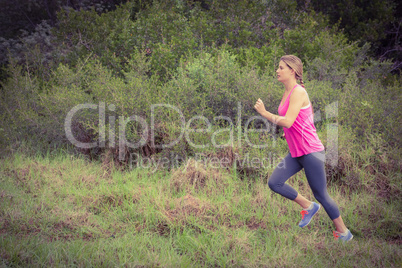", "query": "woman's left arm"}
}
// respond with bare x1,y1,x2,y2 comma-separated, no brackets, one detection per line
254,88,305,128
